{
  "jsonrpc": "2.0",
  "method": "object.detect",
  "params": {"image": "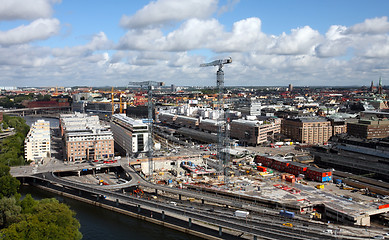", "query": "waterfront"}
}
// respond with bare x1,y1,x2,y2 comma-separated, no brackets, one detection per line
20,185,204,240
23,115,59,128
